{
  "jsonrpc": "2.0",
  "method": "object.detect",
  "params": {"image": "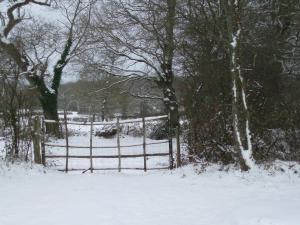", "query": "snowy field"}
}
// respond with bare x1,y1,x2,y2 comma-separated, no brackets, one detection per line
1,163,300,225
